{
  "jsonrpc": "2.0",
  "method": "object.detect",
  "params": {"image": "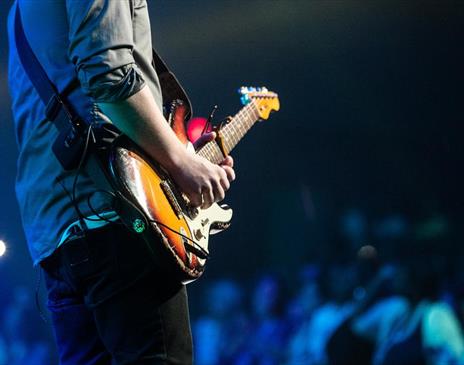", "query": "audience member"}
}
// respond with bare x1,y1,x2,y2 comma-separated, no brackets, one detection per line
237,274,290,365
193,279,248,365
373,257,464,365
